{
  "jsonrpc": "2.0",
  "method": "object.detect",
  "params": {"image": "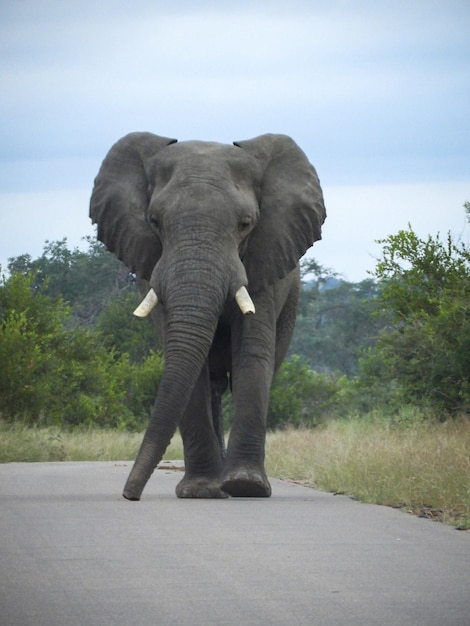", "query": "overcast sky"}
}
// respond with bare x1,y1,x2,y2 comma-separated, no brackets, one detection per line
1,0,469,281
